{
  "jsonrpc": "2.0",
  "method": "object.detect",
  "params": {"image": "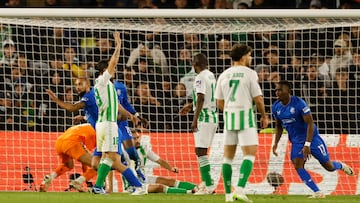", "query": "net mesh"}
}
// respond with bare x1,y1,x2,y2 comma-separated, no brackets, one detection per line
0,15,359,194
